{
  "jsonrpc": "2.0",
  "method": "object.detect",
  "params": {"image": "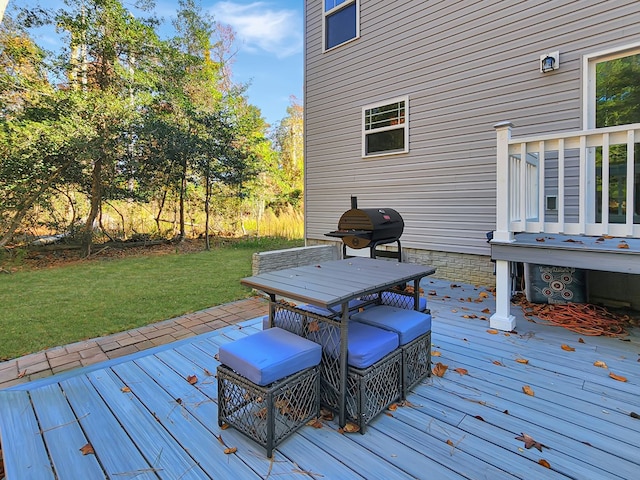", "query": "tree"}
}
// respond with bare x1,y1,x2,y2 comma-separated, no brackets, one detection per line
54,0,163,255
0,15,83,246
270,96,304,210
